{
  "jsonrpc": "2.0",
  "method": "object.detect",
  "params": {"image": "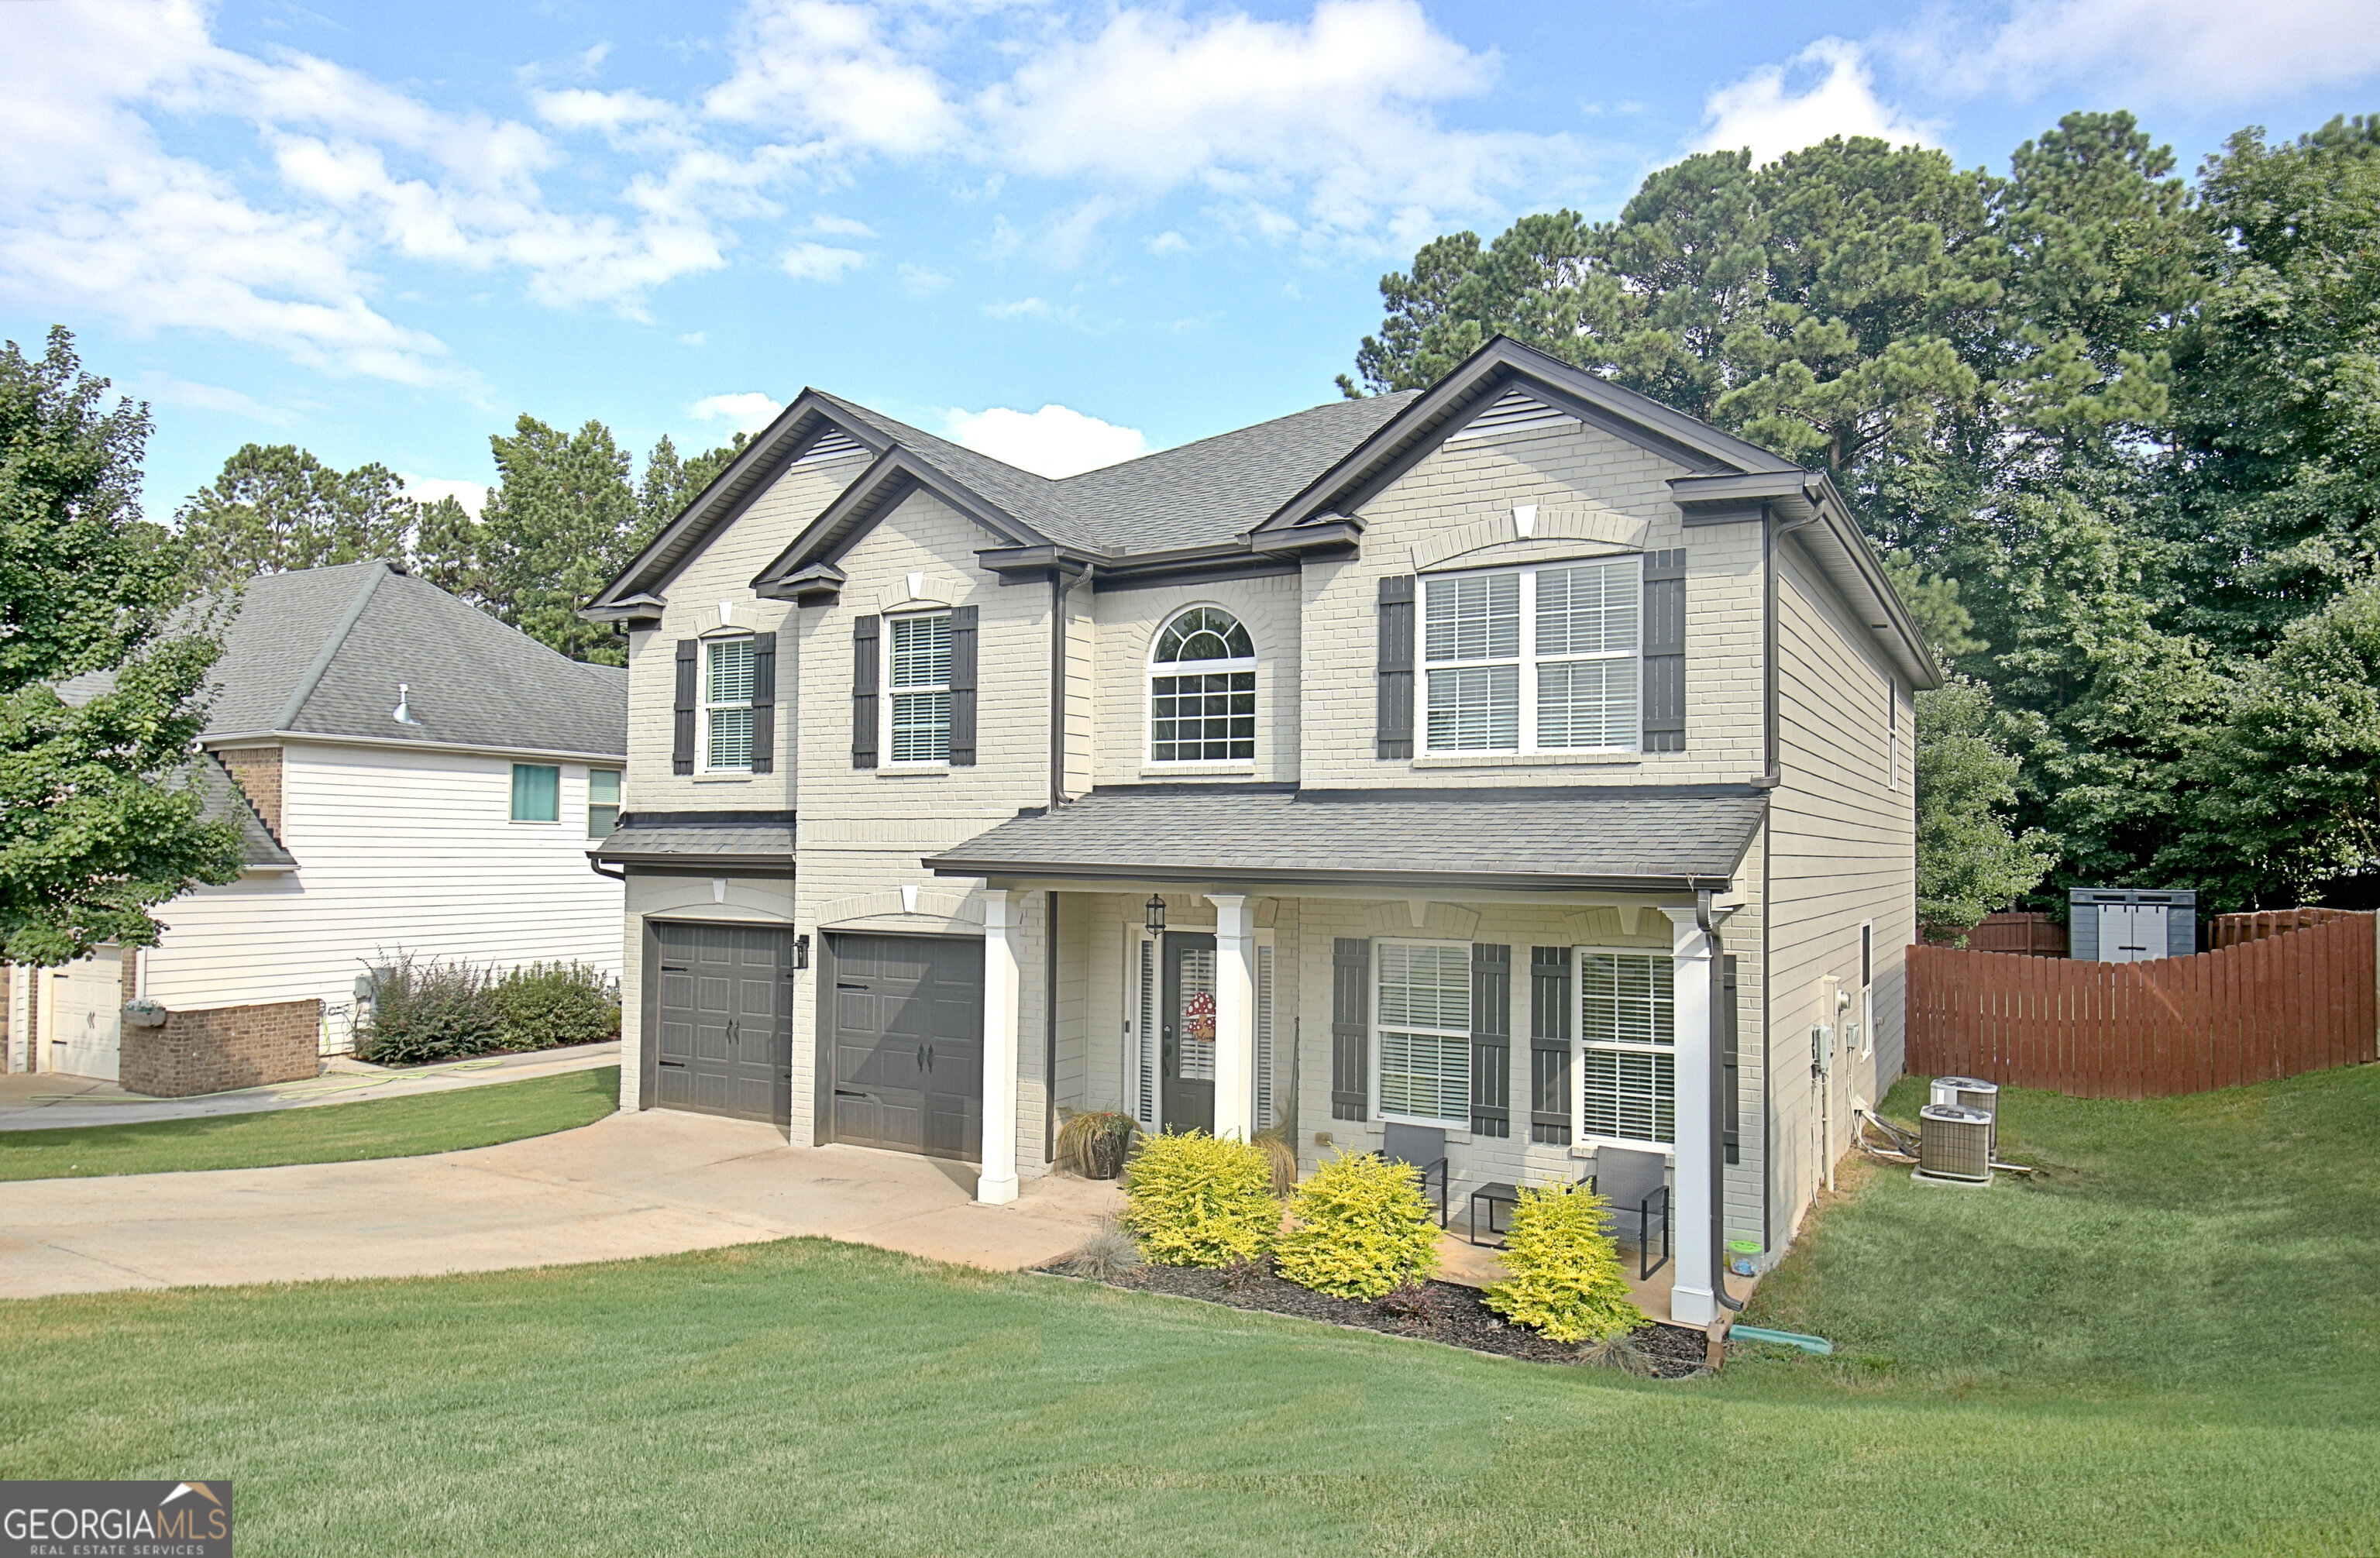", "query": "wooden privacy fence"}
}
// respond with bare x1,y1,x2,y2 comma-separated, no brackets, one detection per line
1907,912,2378,1098
2211,906,2362,948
